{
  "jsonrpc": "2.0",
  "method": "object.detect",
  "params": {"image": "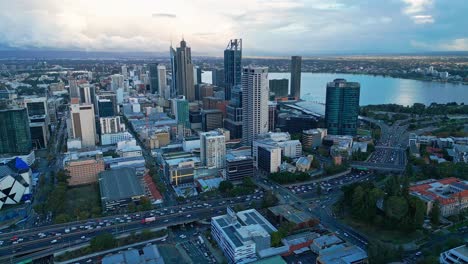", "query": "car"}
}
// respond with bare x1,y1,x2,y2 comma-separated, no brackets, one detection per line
343,232,349,237
51,239,57,244
81,236,86,240
86,259,92,263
